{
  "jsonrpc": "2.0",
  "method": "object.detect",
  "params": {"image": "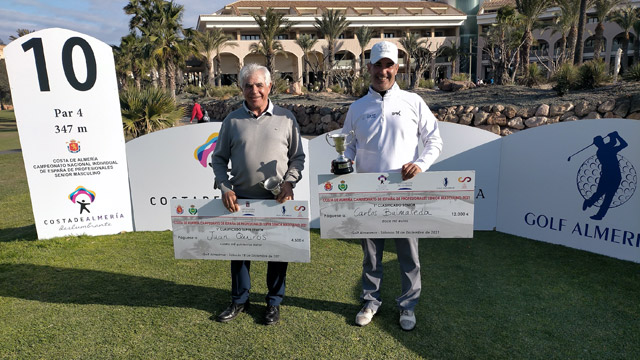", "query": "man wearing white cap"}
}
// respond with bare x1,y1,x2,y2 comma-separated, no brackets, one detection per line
337,41,442,331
